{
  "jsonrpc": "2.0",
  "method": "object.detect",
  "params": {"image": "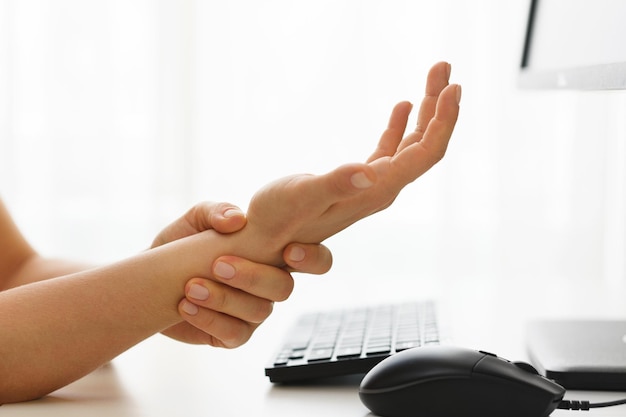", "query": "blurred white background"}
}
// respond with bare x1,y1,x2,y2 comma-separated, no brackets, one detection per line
0,0,624,308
